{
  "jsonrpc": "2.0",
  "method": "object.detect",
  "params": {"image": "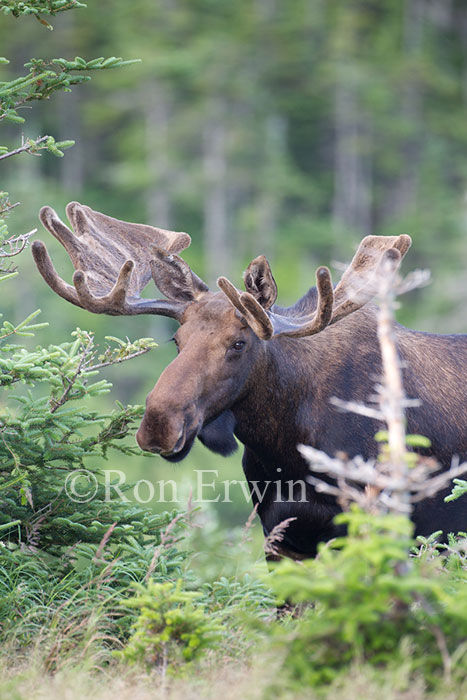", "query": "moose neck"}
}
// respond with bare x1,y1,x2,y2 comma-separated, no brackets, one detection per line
231,334,326,466
230,308,381,470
